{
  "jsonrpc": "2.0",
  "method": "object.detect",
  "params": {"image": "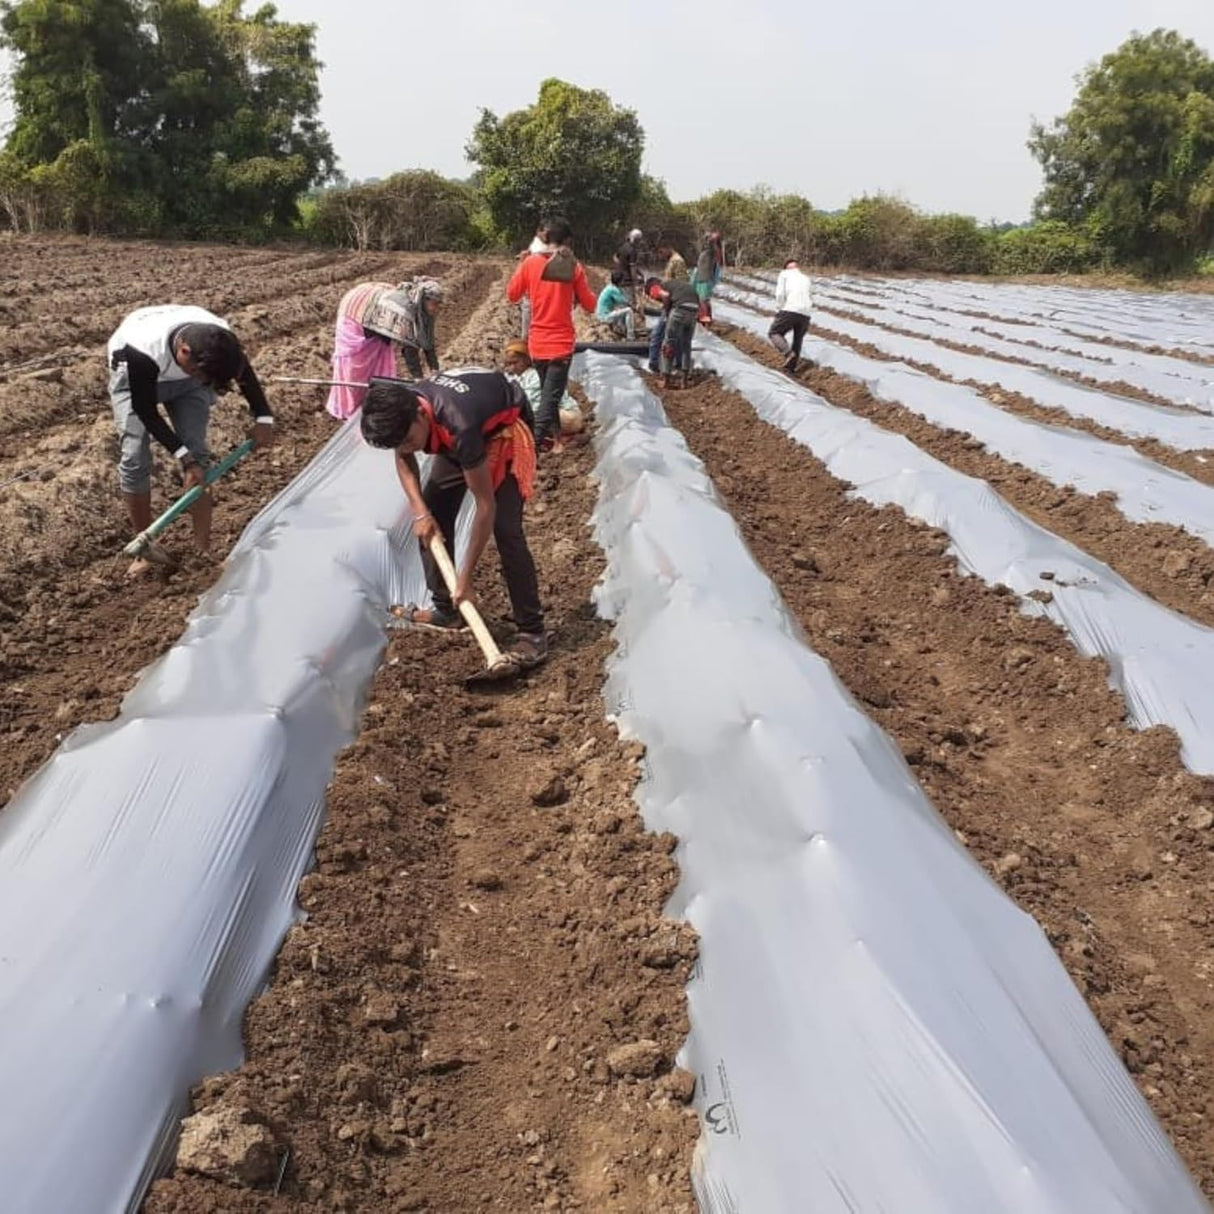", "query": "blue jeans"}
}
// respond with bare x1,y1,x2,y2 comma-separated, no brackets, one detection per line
648,316,665,373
